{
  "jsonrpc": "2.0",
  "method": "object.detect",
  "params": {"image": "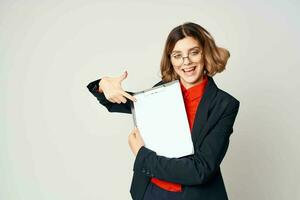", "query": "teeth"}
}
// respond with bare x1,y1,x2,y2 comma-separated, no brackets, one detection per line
183,67,195,72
